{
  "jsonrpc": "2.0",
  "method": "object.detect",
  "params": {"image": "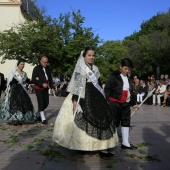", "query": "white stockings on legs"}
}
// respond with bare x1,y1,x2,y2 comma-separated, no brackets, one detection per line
121,126,130,147
40,111,46,121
